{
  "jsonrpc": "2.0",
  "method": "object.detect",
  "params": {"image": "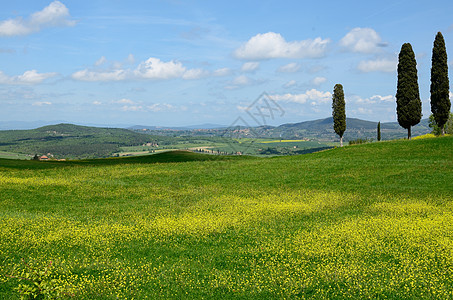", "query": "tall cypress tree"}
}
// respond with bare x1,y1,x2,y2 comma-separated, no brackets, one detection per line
396,43,422,140
377,121,381,141
332,84,346,147
430,32,451,136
